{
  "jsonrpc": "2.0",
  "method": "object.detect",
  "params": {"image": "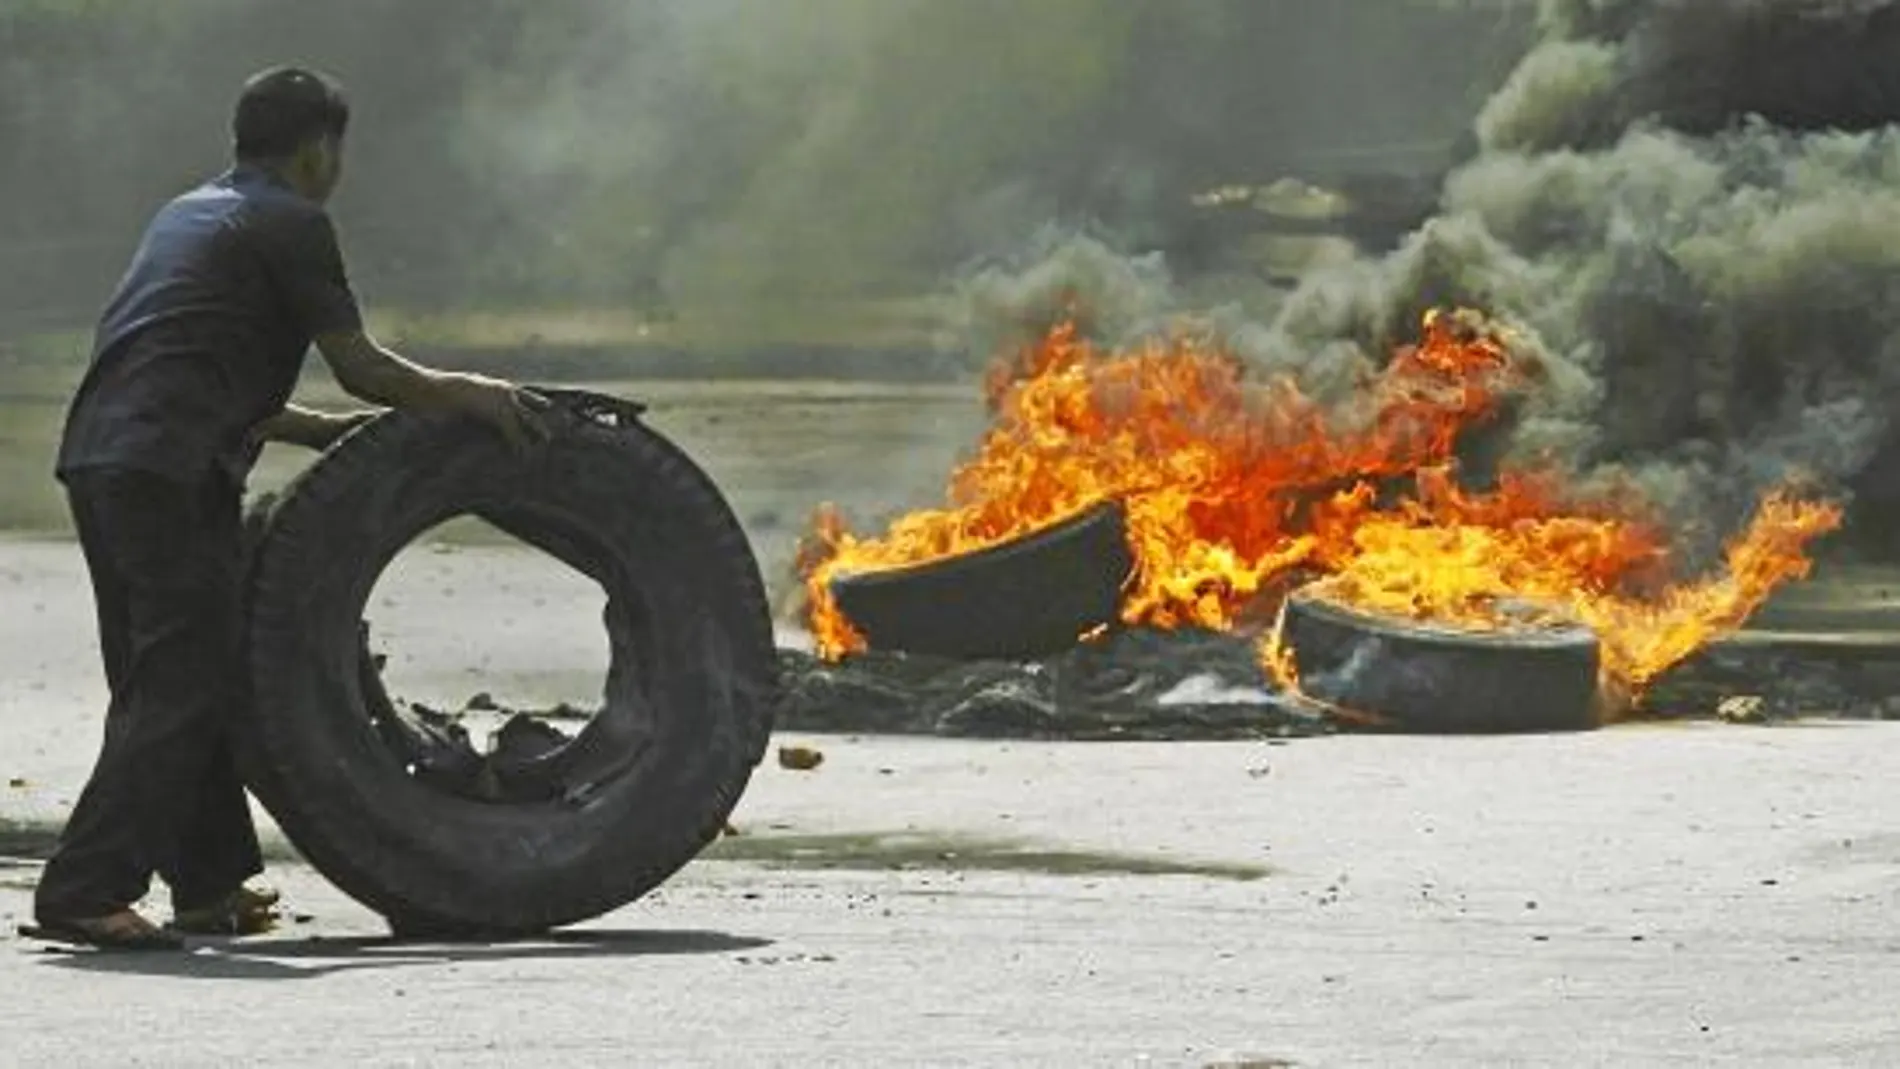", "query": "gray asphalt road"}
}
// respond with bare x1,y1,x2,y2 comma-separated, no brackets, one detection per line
3,541,1899,1067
